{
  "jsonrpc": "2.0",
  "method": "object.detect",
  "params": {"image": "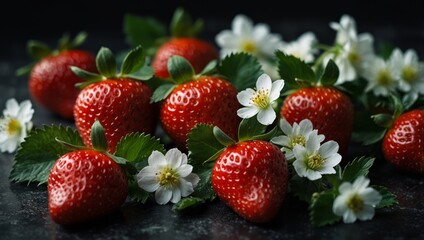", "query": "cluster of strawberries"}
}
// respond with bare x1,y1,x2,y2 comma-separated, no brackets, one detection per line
14,8,422,226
